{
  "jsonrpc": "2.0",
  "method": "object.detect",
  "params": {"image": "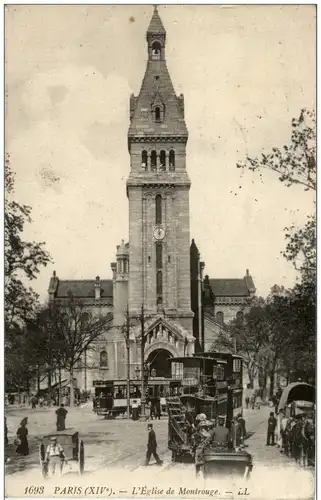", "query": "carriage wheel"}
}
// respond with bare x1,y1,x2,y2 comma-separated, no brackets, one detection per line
39,444,48,479
79,440,85,476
